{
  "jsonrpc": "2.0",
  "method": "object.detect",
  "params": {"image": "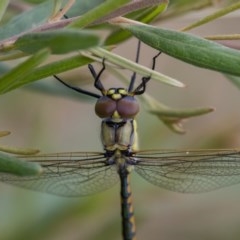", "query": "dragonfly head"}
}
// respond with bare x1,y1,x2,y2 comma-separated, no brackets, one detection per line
95,88,139,119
